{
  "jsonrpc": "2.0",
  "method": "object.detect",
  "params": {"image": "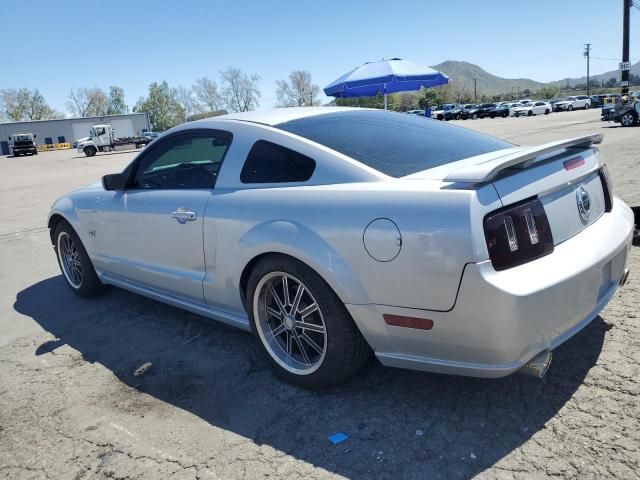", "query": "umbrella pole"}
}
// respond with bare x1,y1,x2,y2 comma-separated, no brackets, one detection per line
383,83,387,110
